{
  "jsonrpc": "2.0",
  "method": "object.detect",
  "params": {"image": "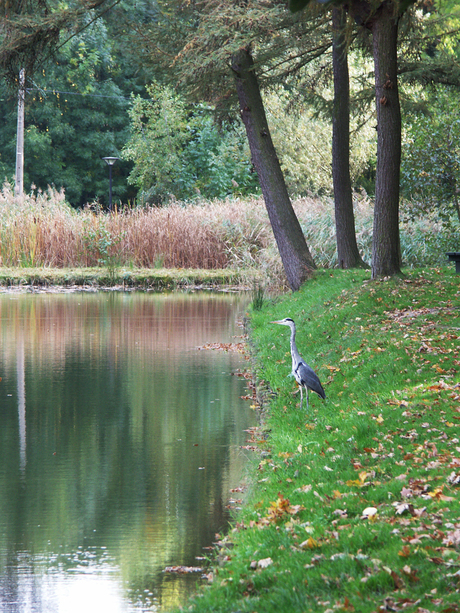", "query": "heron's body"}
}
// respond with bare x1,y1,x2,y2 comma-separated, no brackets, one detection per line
271,317,326,410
